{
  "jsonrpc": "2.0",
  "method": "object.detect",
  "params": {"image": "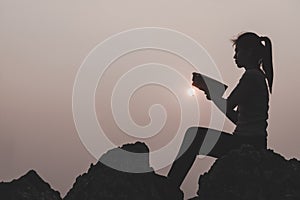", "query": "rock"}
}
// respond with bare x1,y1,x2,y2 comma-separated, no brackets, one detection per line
99,141,152,173
64,142,183,200
192,145,300,200
0,170,62,200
